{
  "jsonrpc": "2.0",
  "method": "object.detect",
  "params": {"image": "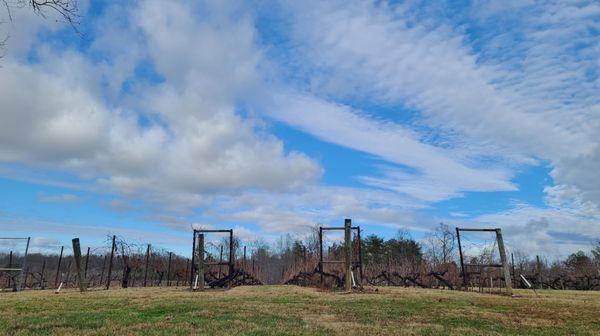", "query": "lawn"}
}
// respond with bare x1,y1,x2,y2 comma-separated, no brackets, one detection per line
0,285,598,335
